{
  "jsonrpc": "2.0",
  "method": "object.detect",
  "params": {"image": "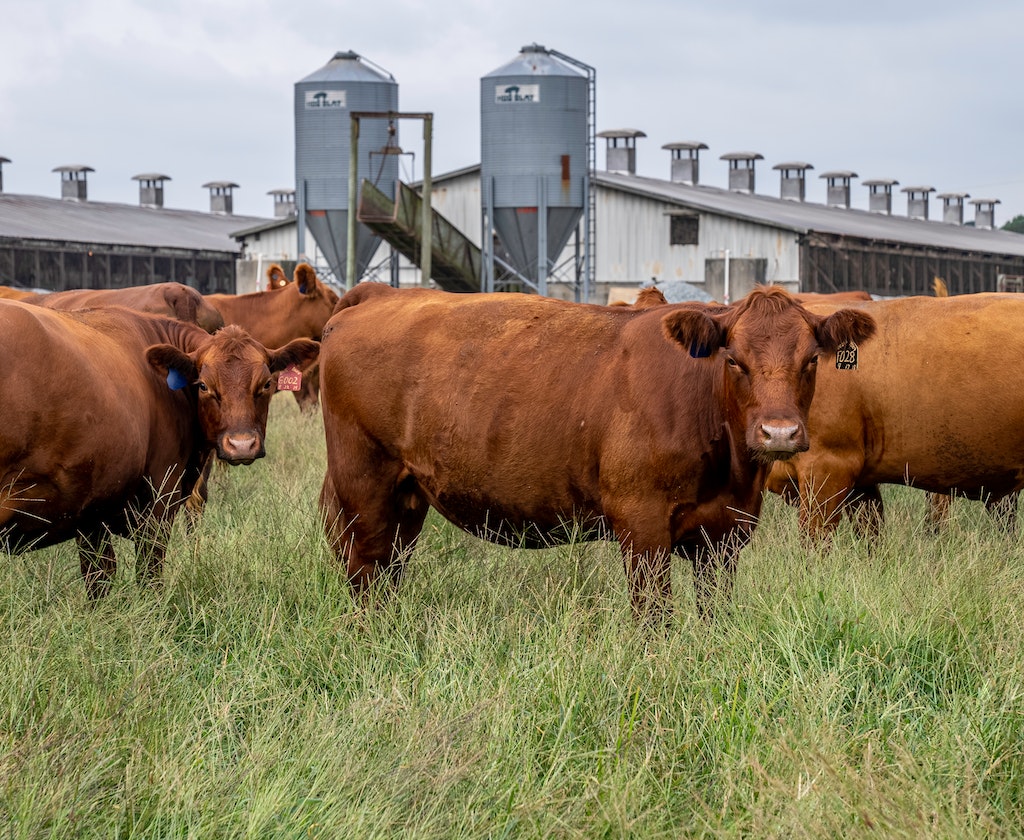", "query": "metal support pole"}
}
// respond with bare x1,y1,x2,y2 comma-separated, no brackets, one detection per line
537,176,548,296
421,114,433,286
483,177,495,293
296,180,307,264
345,116,360,290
